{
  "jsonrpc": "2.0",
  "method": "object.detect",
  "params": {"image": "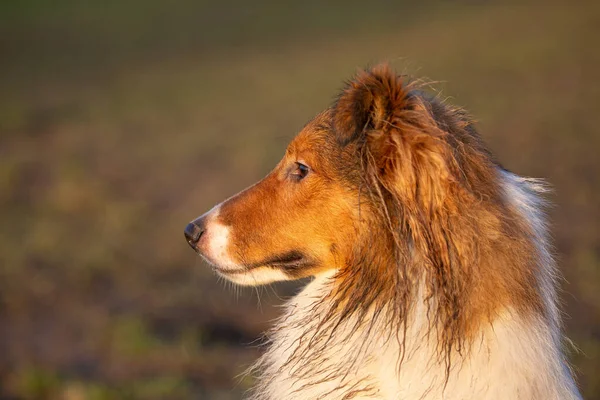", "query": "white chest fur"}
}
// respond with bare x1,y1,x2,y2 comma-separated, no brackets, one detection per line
249,272,579,400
